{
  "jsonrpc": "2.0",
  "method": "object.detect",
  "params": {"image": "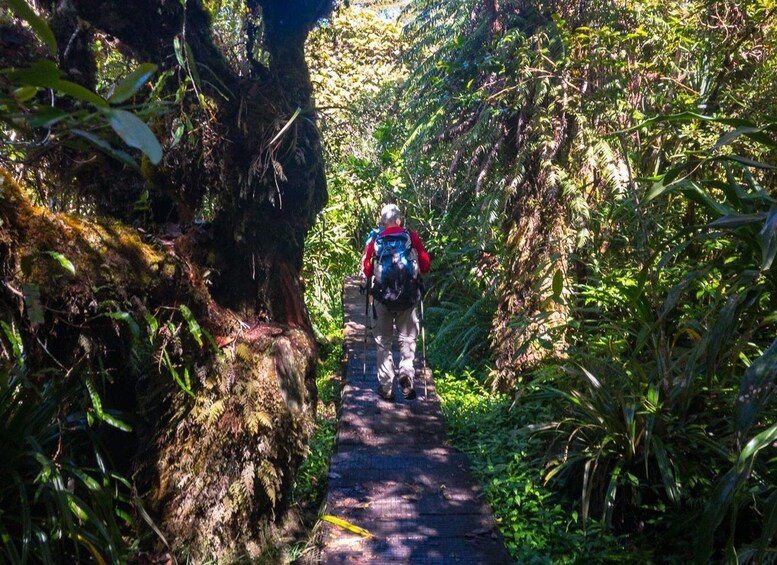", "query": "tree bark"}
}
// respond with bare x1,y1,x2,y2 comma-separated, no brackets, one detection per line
1,0,334,559
492,87,575,389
